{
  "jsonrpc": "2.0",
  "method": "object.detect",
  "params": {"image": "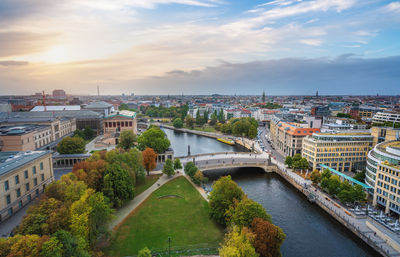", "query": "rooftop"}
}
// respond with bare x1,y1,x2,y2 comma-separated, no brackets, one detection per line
0,151,51,177
0,124,50,136
31,105,81,112
105,110,136,119
84,101,113,109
